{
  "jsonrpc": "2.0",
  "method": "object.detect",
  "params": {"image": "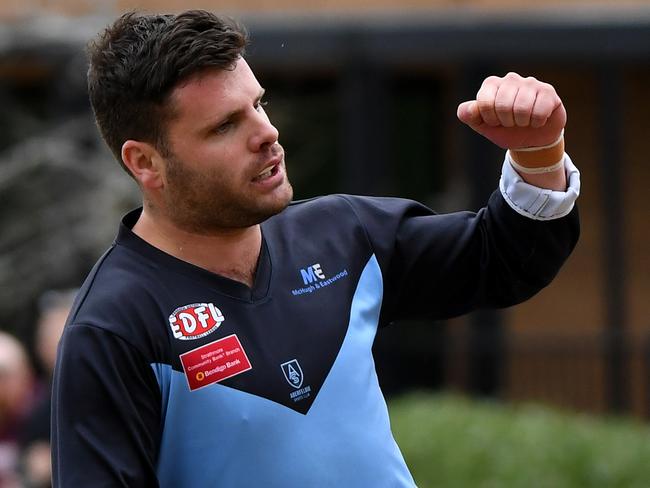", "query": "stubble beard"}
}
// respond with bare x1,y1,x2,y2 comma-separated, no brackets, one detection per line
162,151,293,235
